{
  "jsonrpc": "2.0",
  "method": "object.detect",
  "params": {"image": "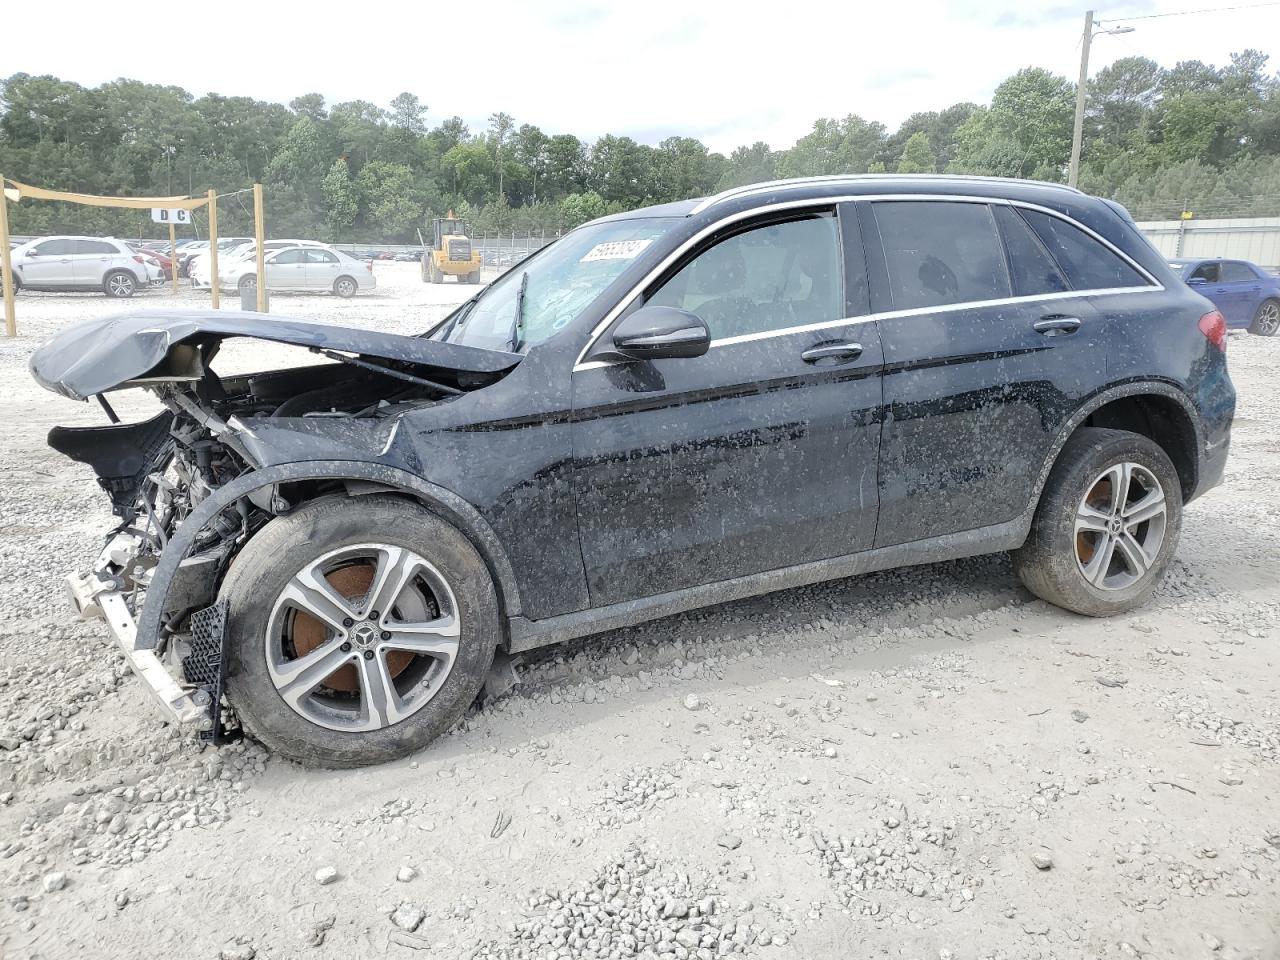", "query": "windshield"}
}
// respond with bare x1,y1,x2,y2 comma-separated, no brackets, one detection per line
436,216,678,352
